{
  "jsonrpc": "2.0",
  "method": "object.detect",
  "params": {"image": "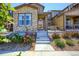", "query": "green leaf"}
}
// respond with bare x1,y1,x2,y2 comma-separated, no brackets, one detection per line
0,3,15,29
